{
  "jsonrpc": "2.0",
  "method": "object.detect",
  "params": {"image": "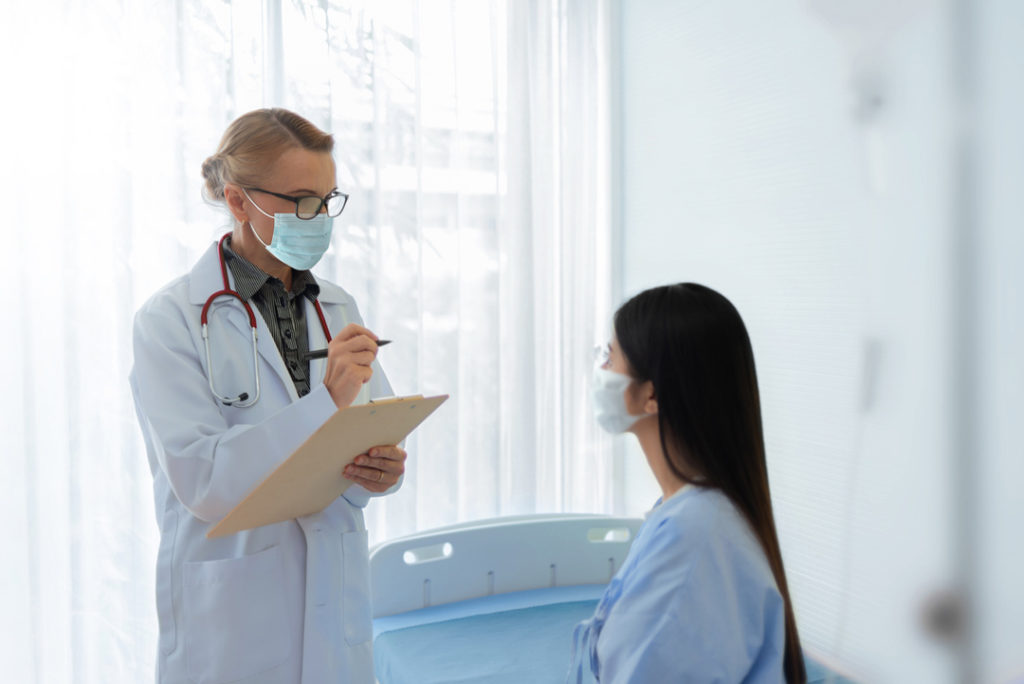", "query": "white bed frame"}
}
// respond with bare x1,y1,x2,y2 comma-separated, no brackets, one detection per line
370,514,643,618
